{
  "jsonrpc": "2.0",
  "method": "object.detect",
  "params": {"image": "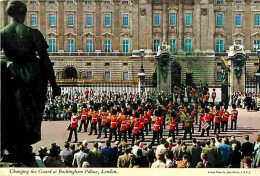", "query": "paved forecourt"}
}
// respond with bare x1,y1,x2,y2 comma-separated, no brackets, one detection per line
33,107,260,153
